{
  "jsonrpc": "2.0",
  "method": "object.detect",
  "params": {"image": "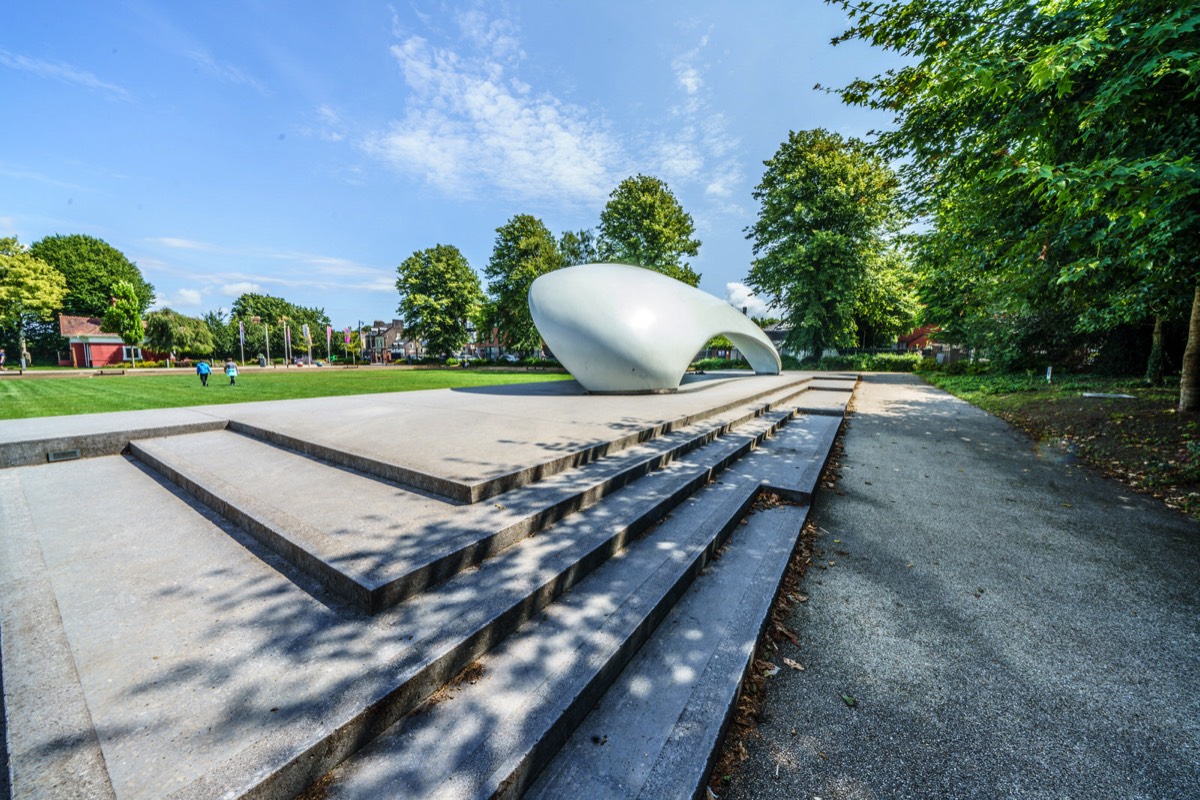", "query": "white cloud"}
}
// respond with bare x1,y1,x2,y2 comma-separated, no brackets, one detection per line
221,282,262,296
649,34,743,200
672,57,703,96
149,236,219,251
363,18,620,204
185,49,267,95
314,104,347,142
153,288,203,309
0,49,130,100
725,282,778,318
